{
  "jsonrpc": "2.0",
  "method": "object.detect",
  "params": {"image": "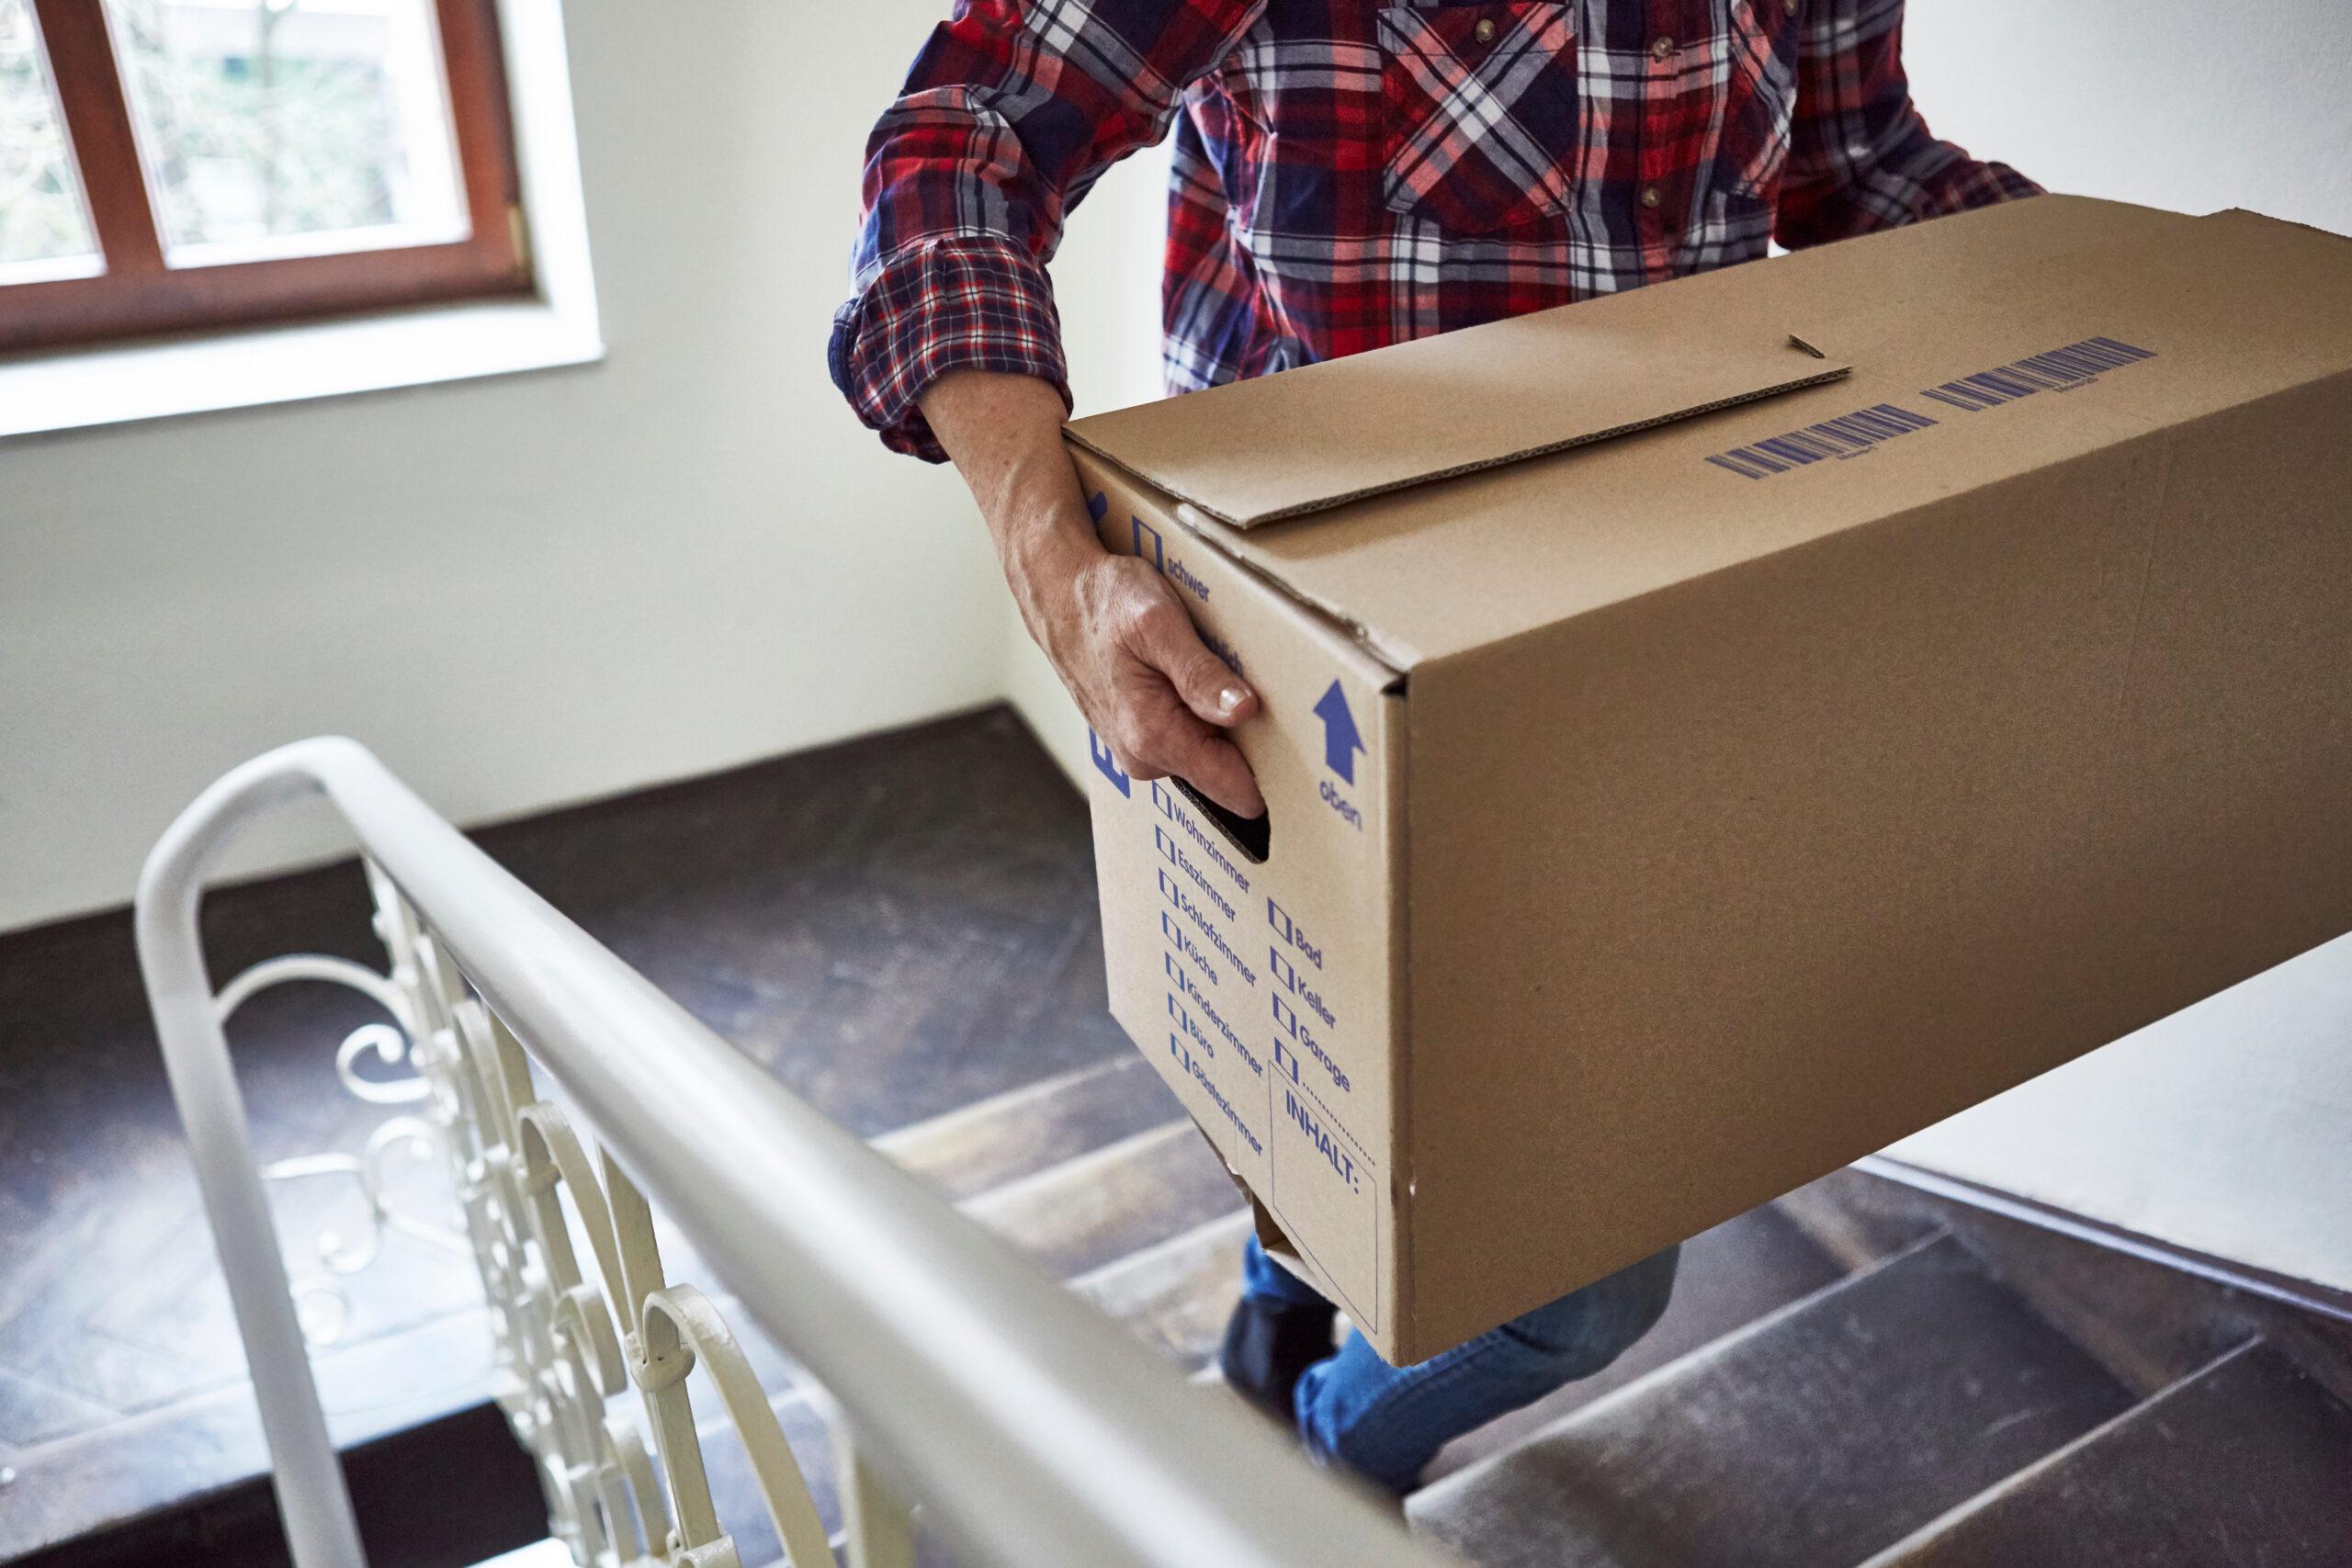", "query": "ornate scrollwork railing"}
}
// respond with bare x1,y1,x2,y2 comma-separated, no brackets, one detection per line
177,852,863,1566
218,949,461,1346
366,860,838,1568
136,738,1448,1568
